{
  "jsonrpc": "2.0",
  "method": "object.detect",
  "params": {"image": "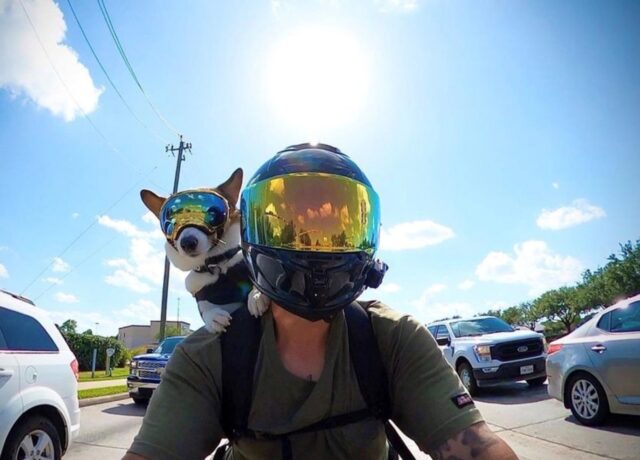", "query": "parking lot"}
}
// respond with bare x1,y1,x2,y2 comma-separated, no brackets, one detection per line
65,381,639,460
